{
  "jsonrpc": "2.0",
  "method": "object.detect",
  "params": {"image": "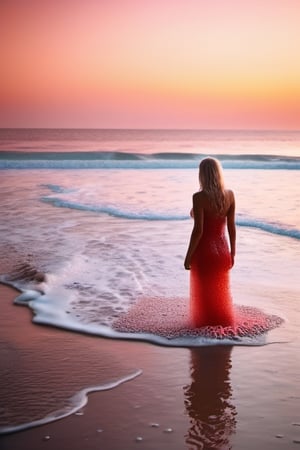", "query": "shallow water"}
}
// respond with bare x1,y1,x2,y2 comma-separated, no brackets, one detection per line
0,166,299,345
